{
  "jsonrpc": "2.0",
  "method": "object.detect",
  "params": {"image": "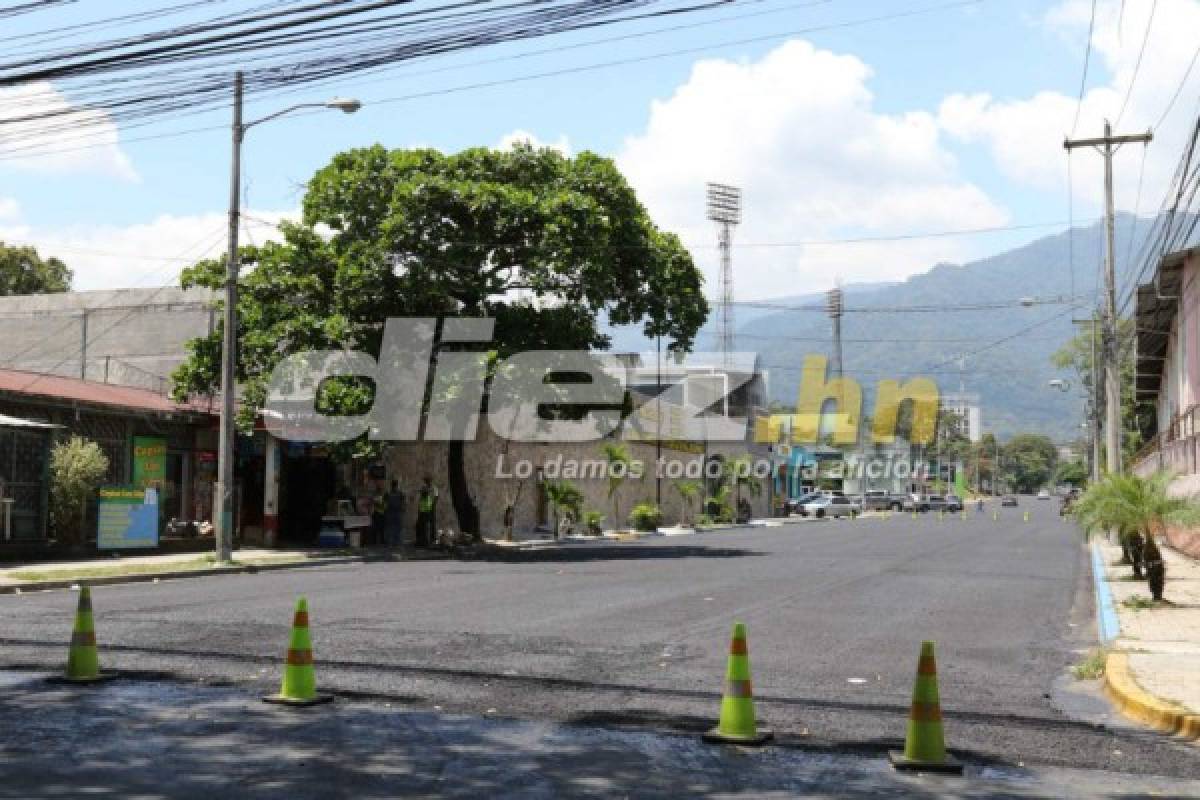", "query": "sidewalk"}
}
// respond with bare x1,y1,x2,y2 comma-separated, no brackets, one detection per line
1095,537,1200,736
0,546,418,592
